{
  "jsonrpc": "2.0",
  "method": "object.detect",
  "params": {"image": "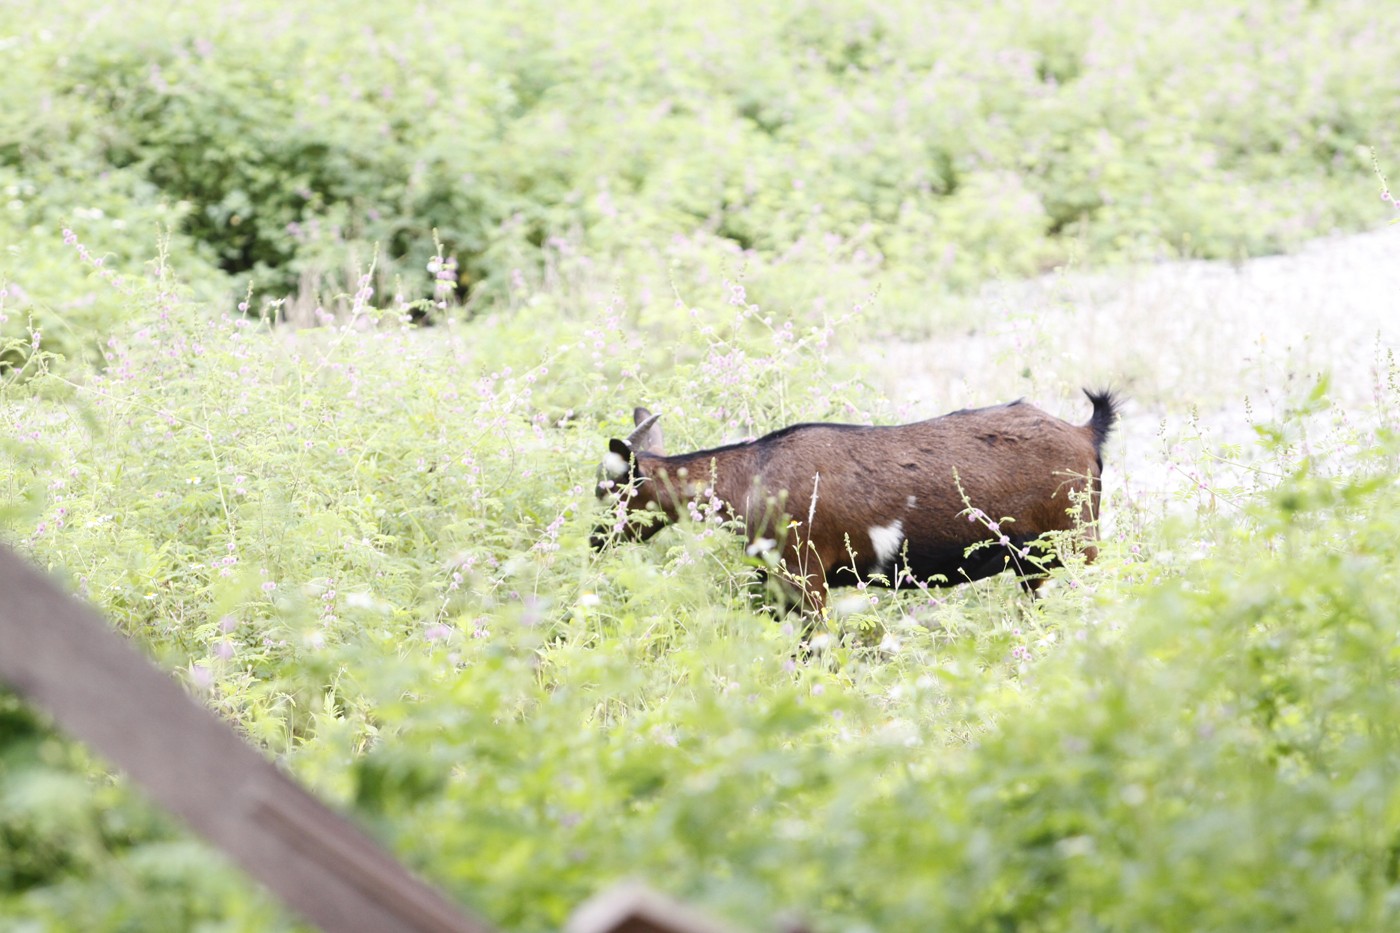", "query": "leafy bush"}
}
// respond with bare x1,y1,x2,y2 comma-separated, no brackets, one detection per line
4,261,1400,929
2,0,1396,340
